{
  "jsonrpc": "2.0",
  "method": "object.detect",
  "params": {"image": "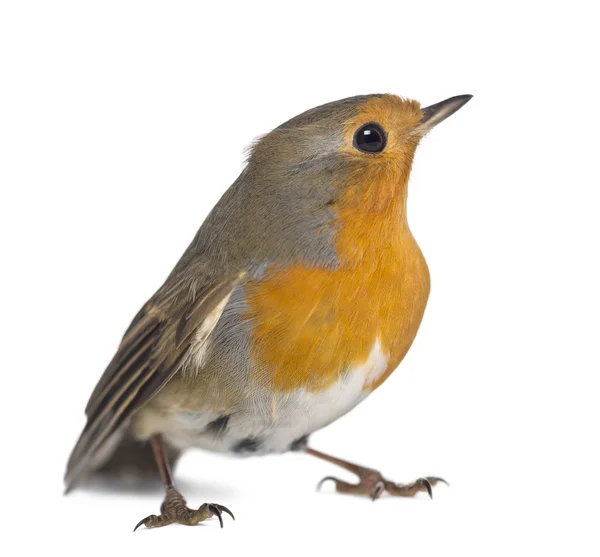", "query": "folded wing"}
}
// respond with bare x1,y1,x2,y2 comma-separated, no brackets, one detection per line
64,269,245,491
